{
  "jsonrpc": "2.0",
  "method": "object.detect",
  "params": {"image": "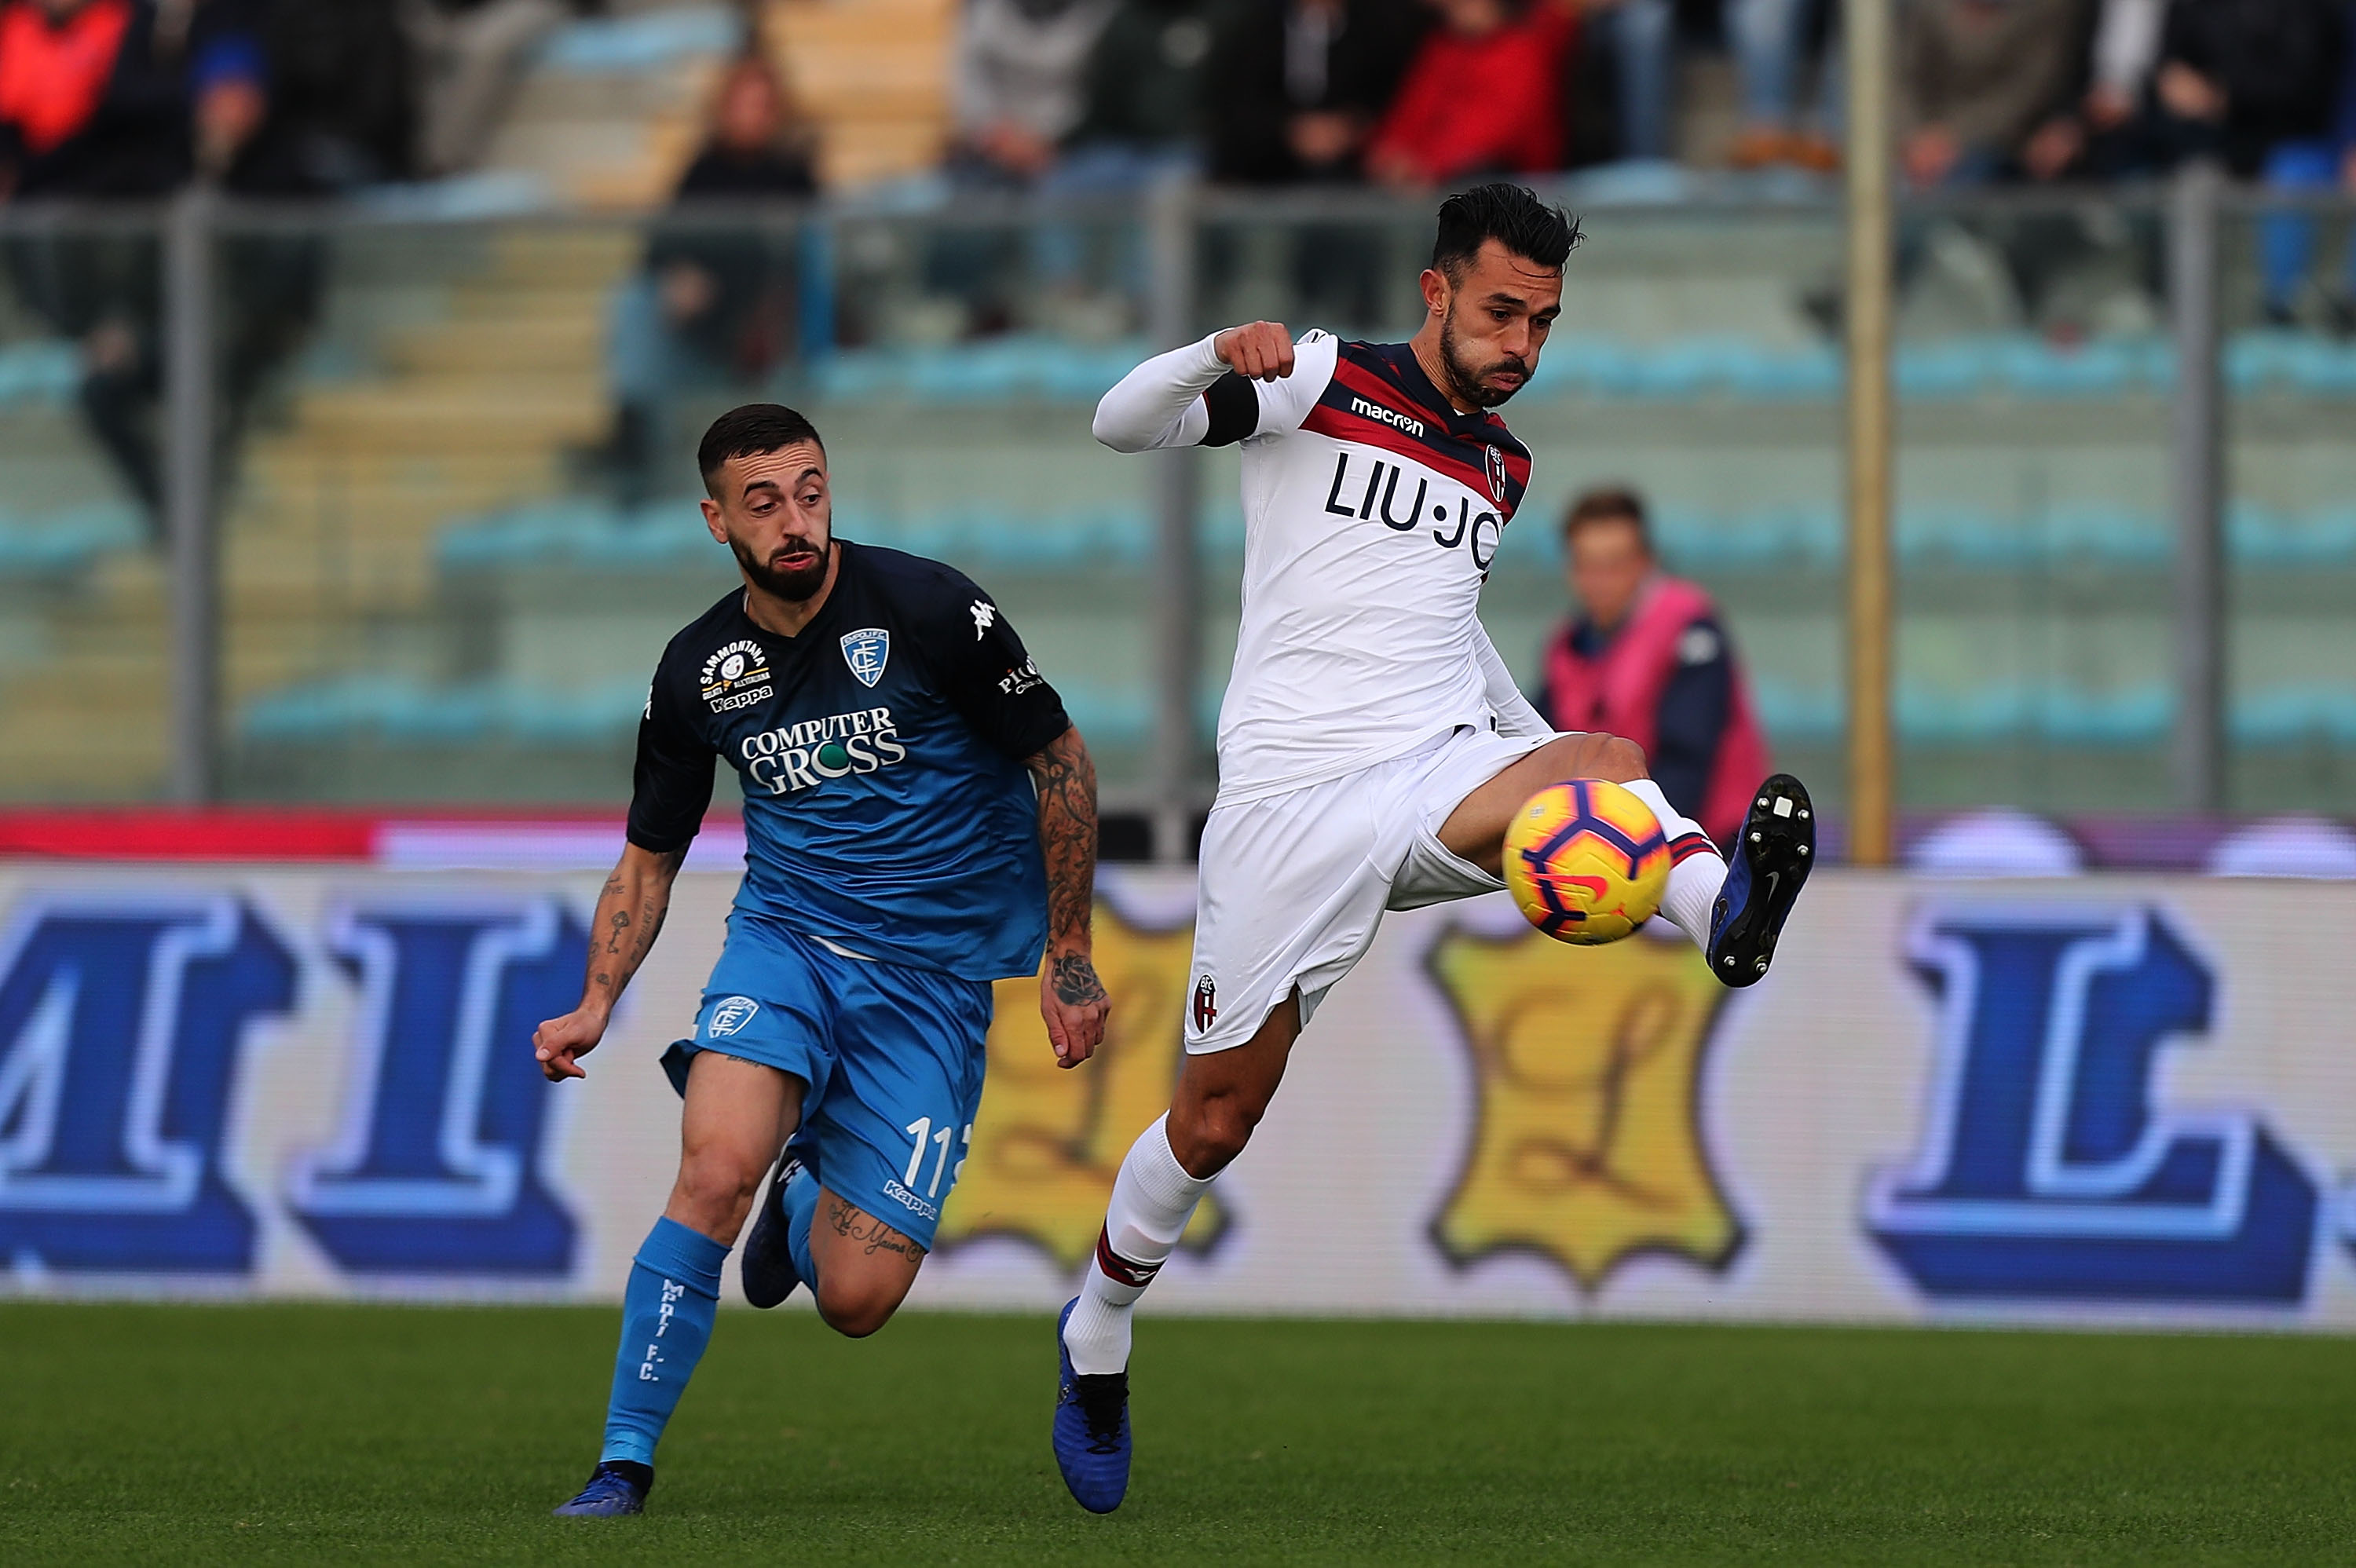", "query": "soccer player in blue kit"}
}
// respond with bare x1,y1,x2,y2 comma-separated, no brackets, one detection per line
532,404,1109,1518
